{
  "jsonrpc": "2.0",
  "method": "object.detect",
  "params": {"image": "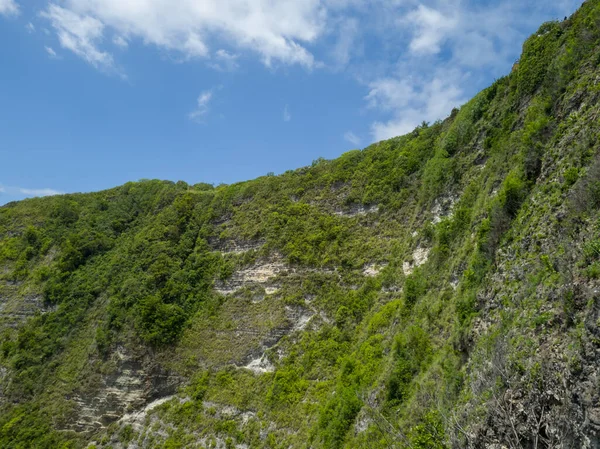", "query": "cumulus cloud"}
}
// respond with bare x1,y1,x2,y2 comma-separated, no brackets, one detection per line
343,131,361,146
367,69,466,141
406,5,458,55
283,105,291,122
40,0,329,71
363,0,580,140
0,0,19,17
365,78,416,111
26,22,35,33
31,0,581,142
189,89,215,123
